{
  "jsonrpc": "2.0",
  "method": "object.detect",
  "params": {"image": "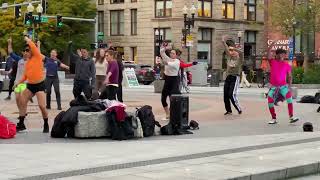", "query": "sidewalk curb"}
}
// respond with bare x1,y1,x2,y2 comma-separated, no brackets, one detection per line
229,162,319,180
